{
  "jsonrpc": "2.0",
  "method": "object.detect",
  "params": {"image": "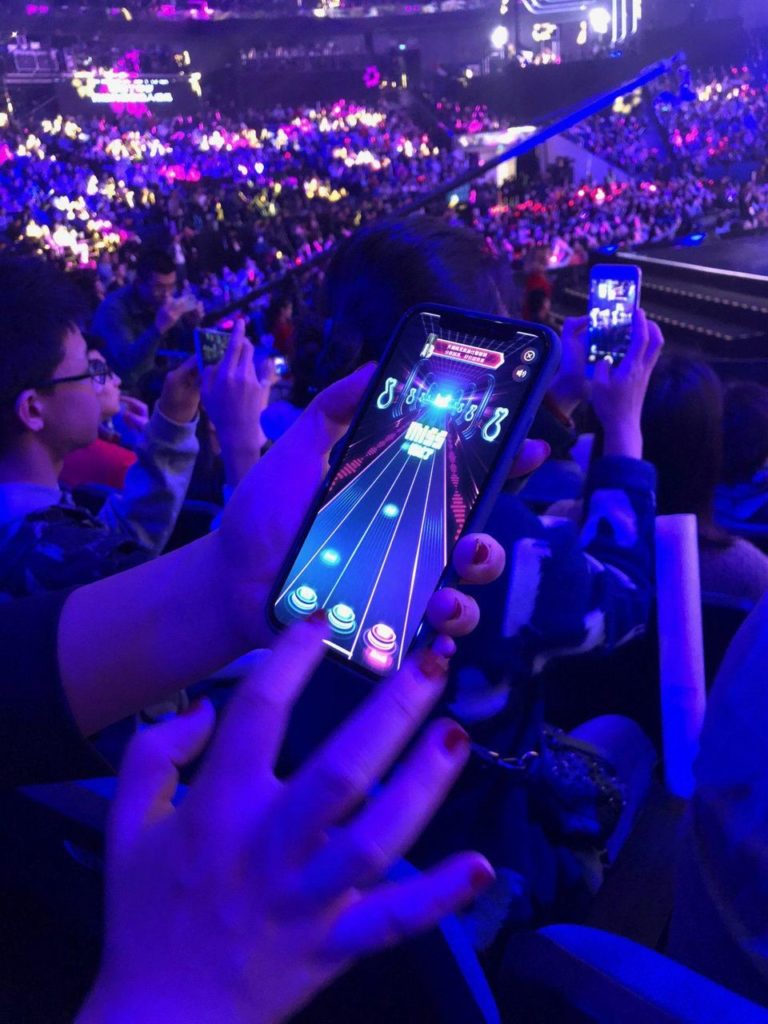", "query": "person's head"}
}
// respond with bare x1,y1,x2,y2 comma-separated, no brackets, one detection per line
642,353,728,545
135,248,177,310
722,381,768,485
318,217,511,388
88,347,122,421
0,256,102,463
